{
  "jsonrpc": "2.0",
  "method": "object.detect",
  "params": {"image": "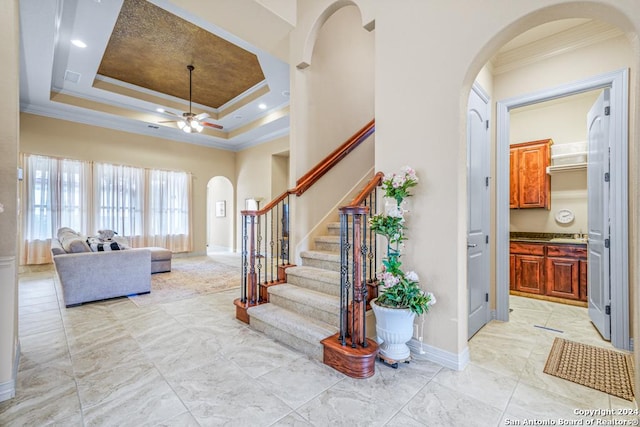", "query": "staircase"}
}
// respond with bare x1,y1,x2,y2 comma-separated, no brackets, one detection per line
246,222,343,360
